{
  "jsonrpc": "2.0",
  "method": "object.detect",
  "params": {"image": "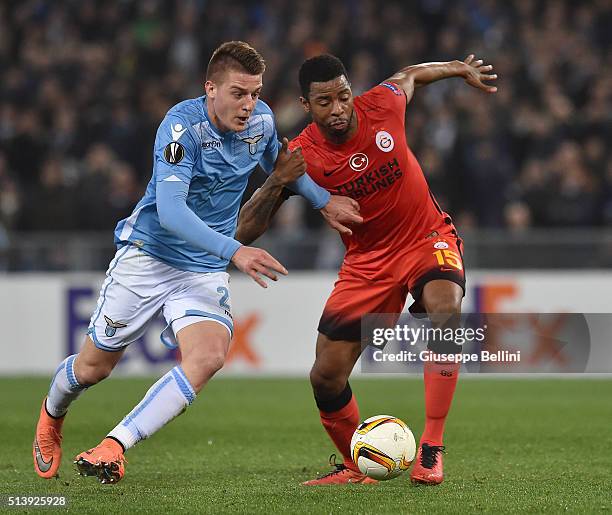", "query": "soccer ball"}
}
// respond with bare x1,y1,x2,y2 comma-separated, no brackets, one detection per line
350,415,416,480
